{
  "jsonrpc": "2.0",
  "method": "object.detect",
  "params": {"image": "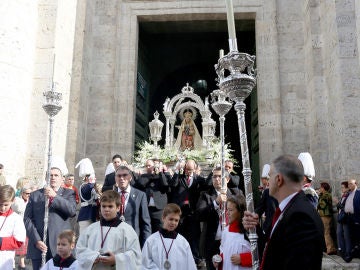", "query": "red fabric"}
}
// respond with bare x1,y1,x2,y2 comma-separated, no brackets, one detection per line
48,196,54,206
1,236,24,250
271,207,281,227
186,176,191,186
15,237,28,255
120,191,126,215
228,220,240,233
218,253,224,270
63,184,80,204
240,252,252,267
0,208,13,216
261,207,282,269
